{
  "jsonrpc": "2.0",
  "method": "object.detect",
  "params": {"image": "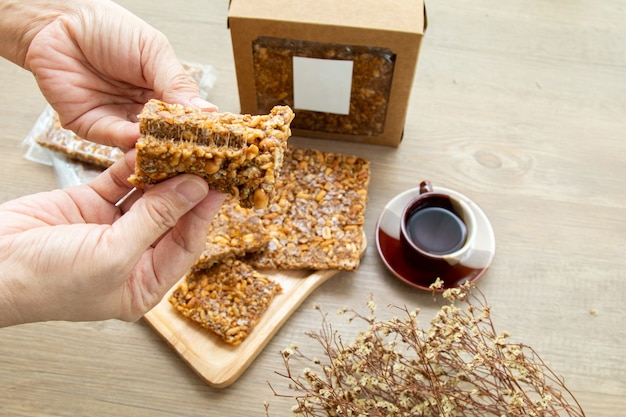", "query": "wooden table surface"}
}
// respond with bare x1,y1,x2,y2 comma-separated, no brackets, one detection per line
1,0,624,415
